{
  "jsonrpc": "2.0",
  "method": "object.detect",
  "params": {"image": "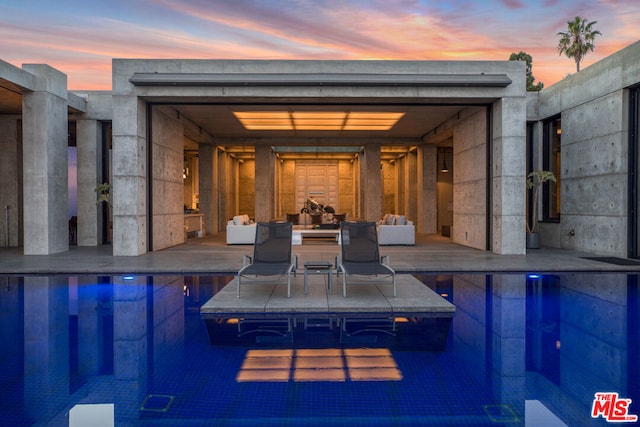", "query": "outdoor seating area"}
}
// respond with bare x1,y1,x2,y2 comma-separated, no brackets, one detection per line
338,221,396,297
237,222,297,297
